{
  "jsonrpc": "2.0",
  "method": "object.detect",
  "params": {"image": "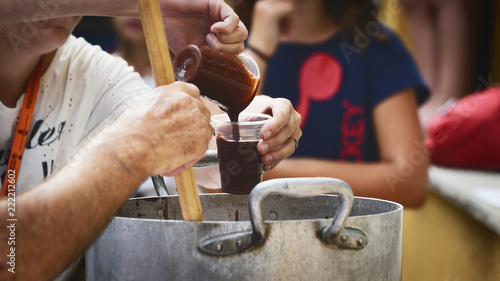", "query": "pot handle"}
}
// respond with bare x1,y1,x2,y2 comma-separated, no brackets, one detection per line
199,177,367,256
250,177,352,244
